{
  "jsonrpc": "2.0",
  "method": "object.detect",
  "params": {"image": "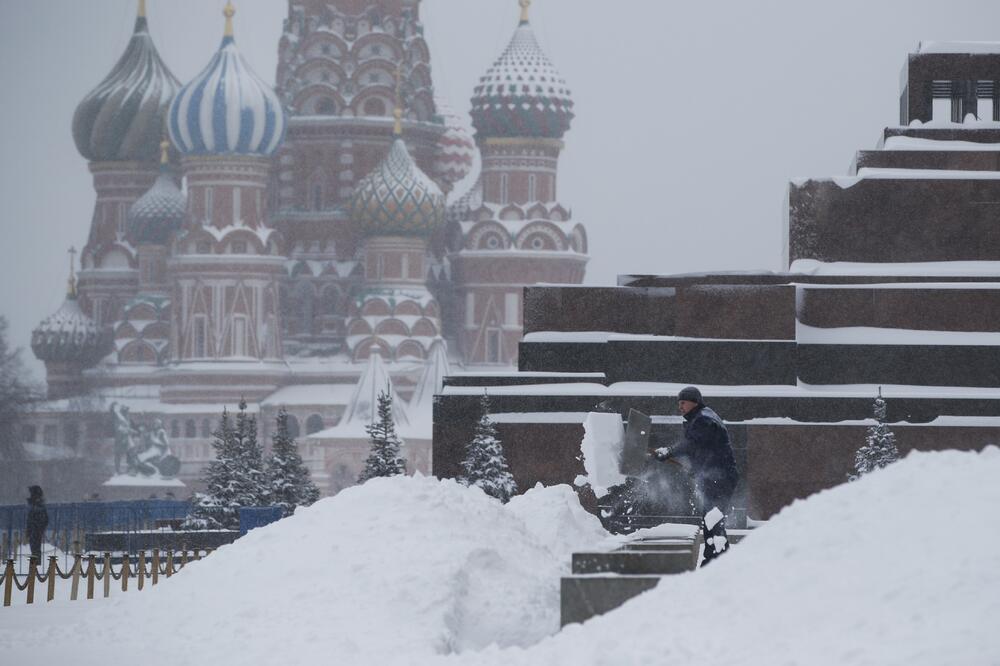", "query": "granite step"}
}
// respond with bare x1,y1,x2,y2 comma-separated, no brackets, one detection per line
573,548,697,576
561,575,662,627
